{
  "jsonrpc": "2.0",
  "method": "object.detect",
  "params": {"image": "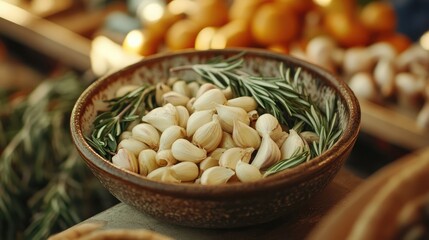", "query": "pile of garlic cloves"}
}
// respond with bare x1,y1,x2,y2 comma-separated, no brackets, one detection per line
111,79,313,185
